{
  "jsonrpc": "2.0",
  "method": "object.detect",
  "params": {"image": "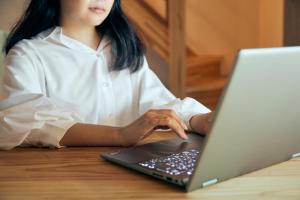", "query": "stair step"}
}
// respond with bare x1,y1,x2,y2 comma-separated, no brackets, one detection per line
187,55,223,87
141,0,167,20
187,55,223,68
123,0,201,61
122,0,169,60
186,77,227,93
